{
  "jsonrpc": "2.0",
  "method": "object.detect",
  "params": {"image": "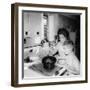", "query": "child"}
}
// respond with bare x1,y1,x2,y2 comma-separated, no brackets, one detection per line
55,40,80,76
62,40,80,75
39,39,50,58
